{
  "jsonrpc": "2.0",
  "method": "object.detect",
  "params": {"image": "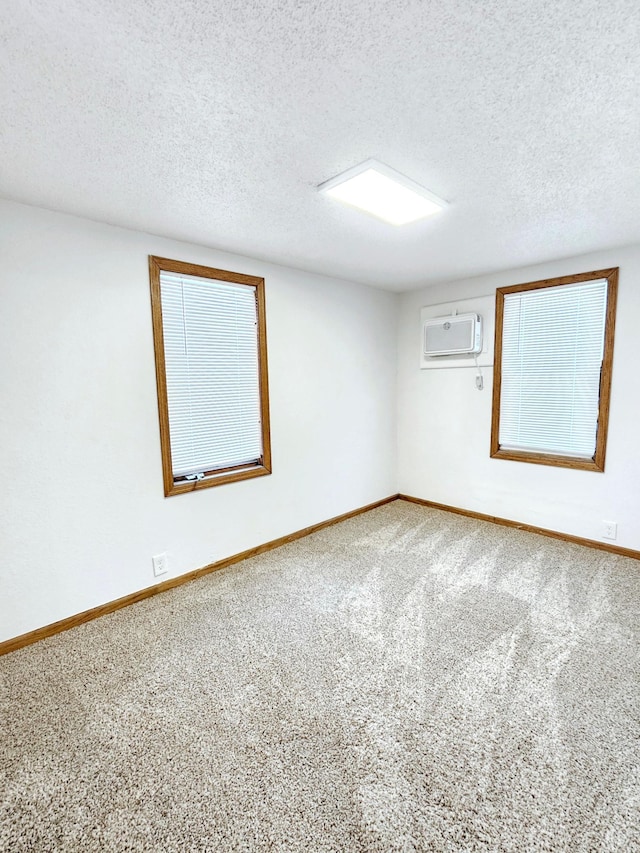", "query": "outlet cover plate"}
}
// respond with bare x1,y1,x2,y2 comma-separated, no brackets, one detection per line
152,552,169,577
